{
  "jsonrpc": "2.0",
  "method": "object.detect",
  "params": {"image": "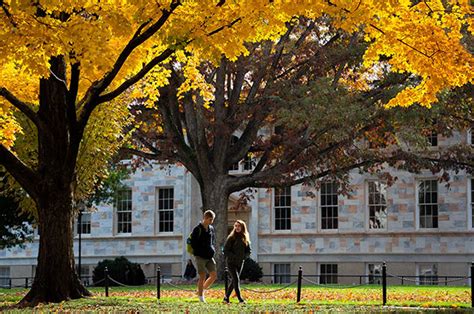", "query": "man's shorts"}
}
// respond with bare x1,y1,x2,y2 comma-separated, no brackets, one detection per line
194,256,216,274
